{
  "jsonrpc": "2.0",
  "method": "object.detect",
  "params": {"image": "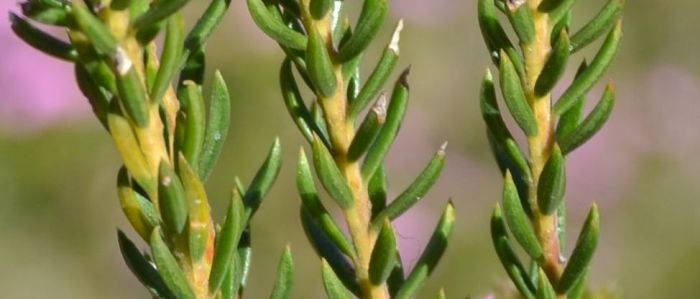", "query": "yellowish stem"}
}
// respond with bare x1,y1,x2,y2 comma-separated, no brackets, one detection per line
525,0,563,290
